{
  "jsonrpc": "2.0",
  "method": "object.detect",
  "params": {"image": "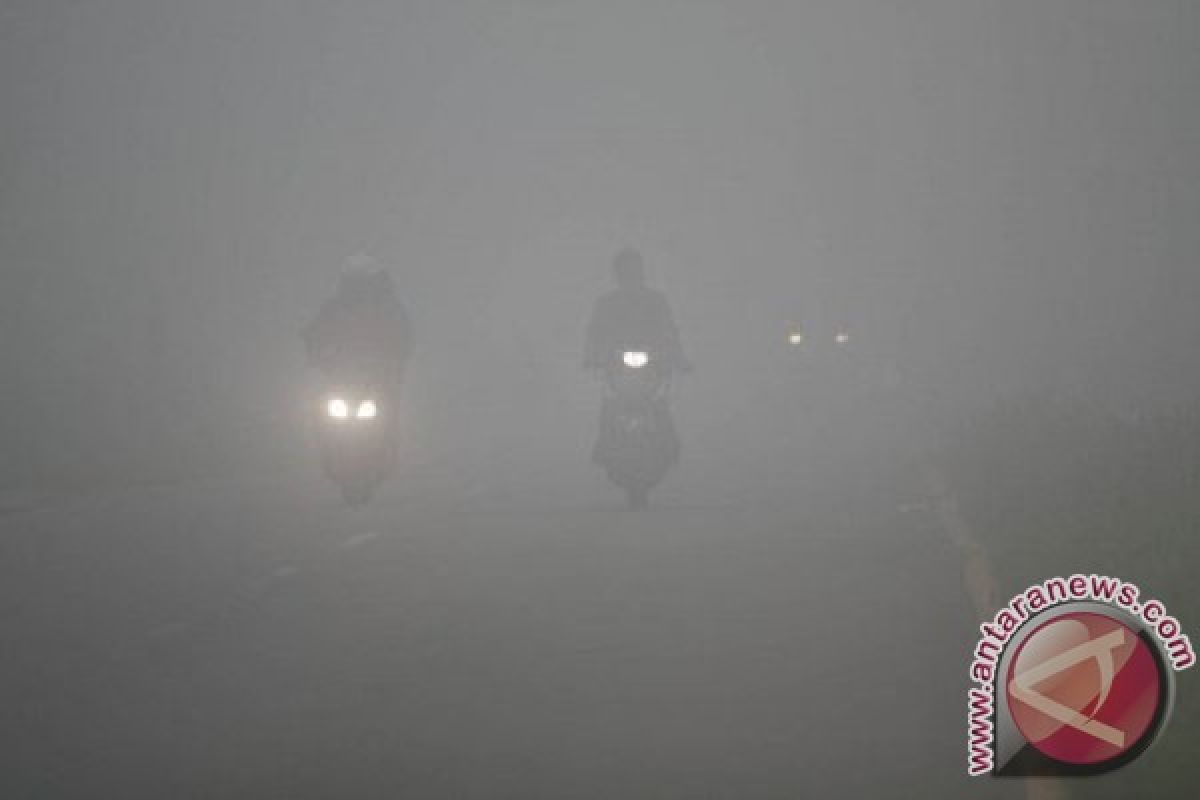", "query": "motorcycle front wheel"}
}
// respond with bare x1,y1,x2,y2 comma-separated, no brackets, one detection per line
340,479,375,506
625,483,650,510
